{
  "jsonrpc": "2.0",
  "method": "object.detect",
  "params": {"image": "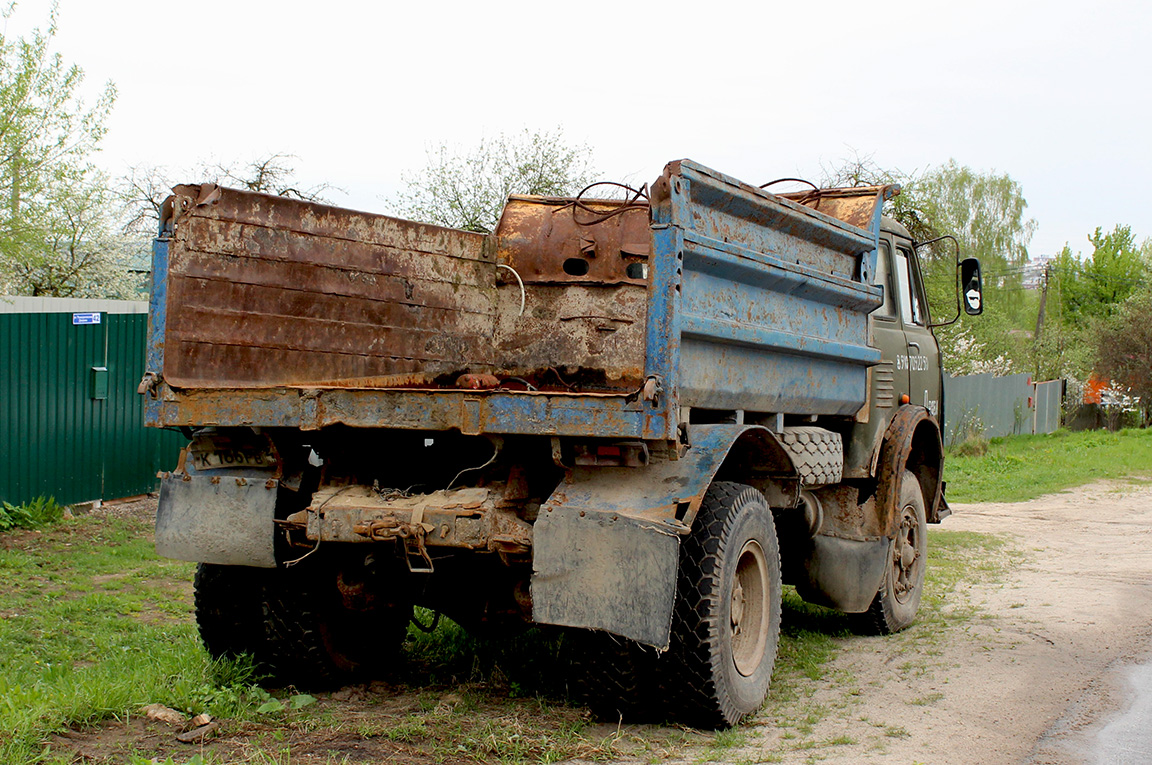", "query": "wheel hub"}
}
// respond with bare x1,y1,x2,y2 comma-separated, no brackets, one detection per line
731,539,770,677
891,507,922,604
